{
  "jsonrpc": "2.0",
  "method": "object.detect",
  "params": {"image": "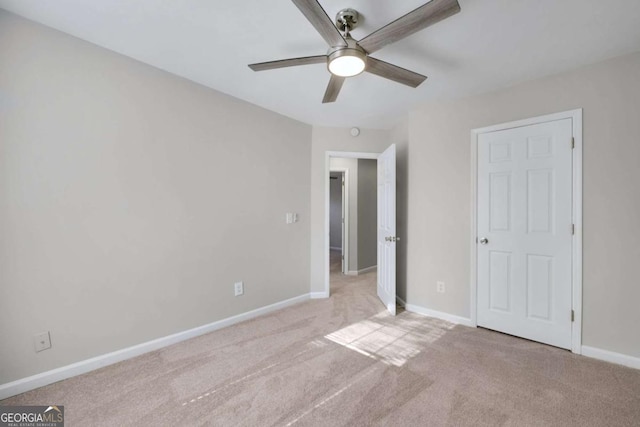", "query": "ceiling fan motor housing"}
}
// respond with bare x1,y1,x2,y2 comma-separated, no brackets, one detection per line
336,8,359,32
327,36,367,76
